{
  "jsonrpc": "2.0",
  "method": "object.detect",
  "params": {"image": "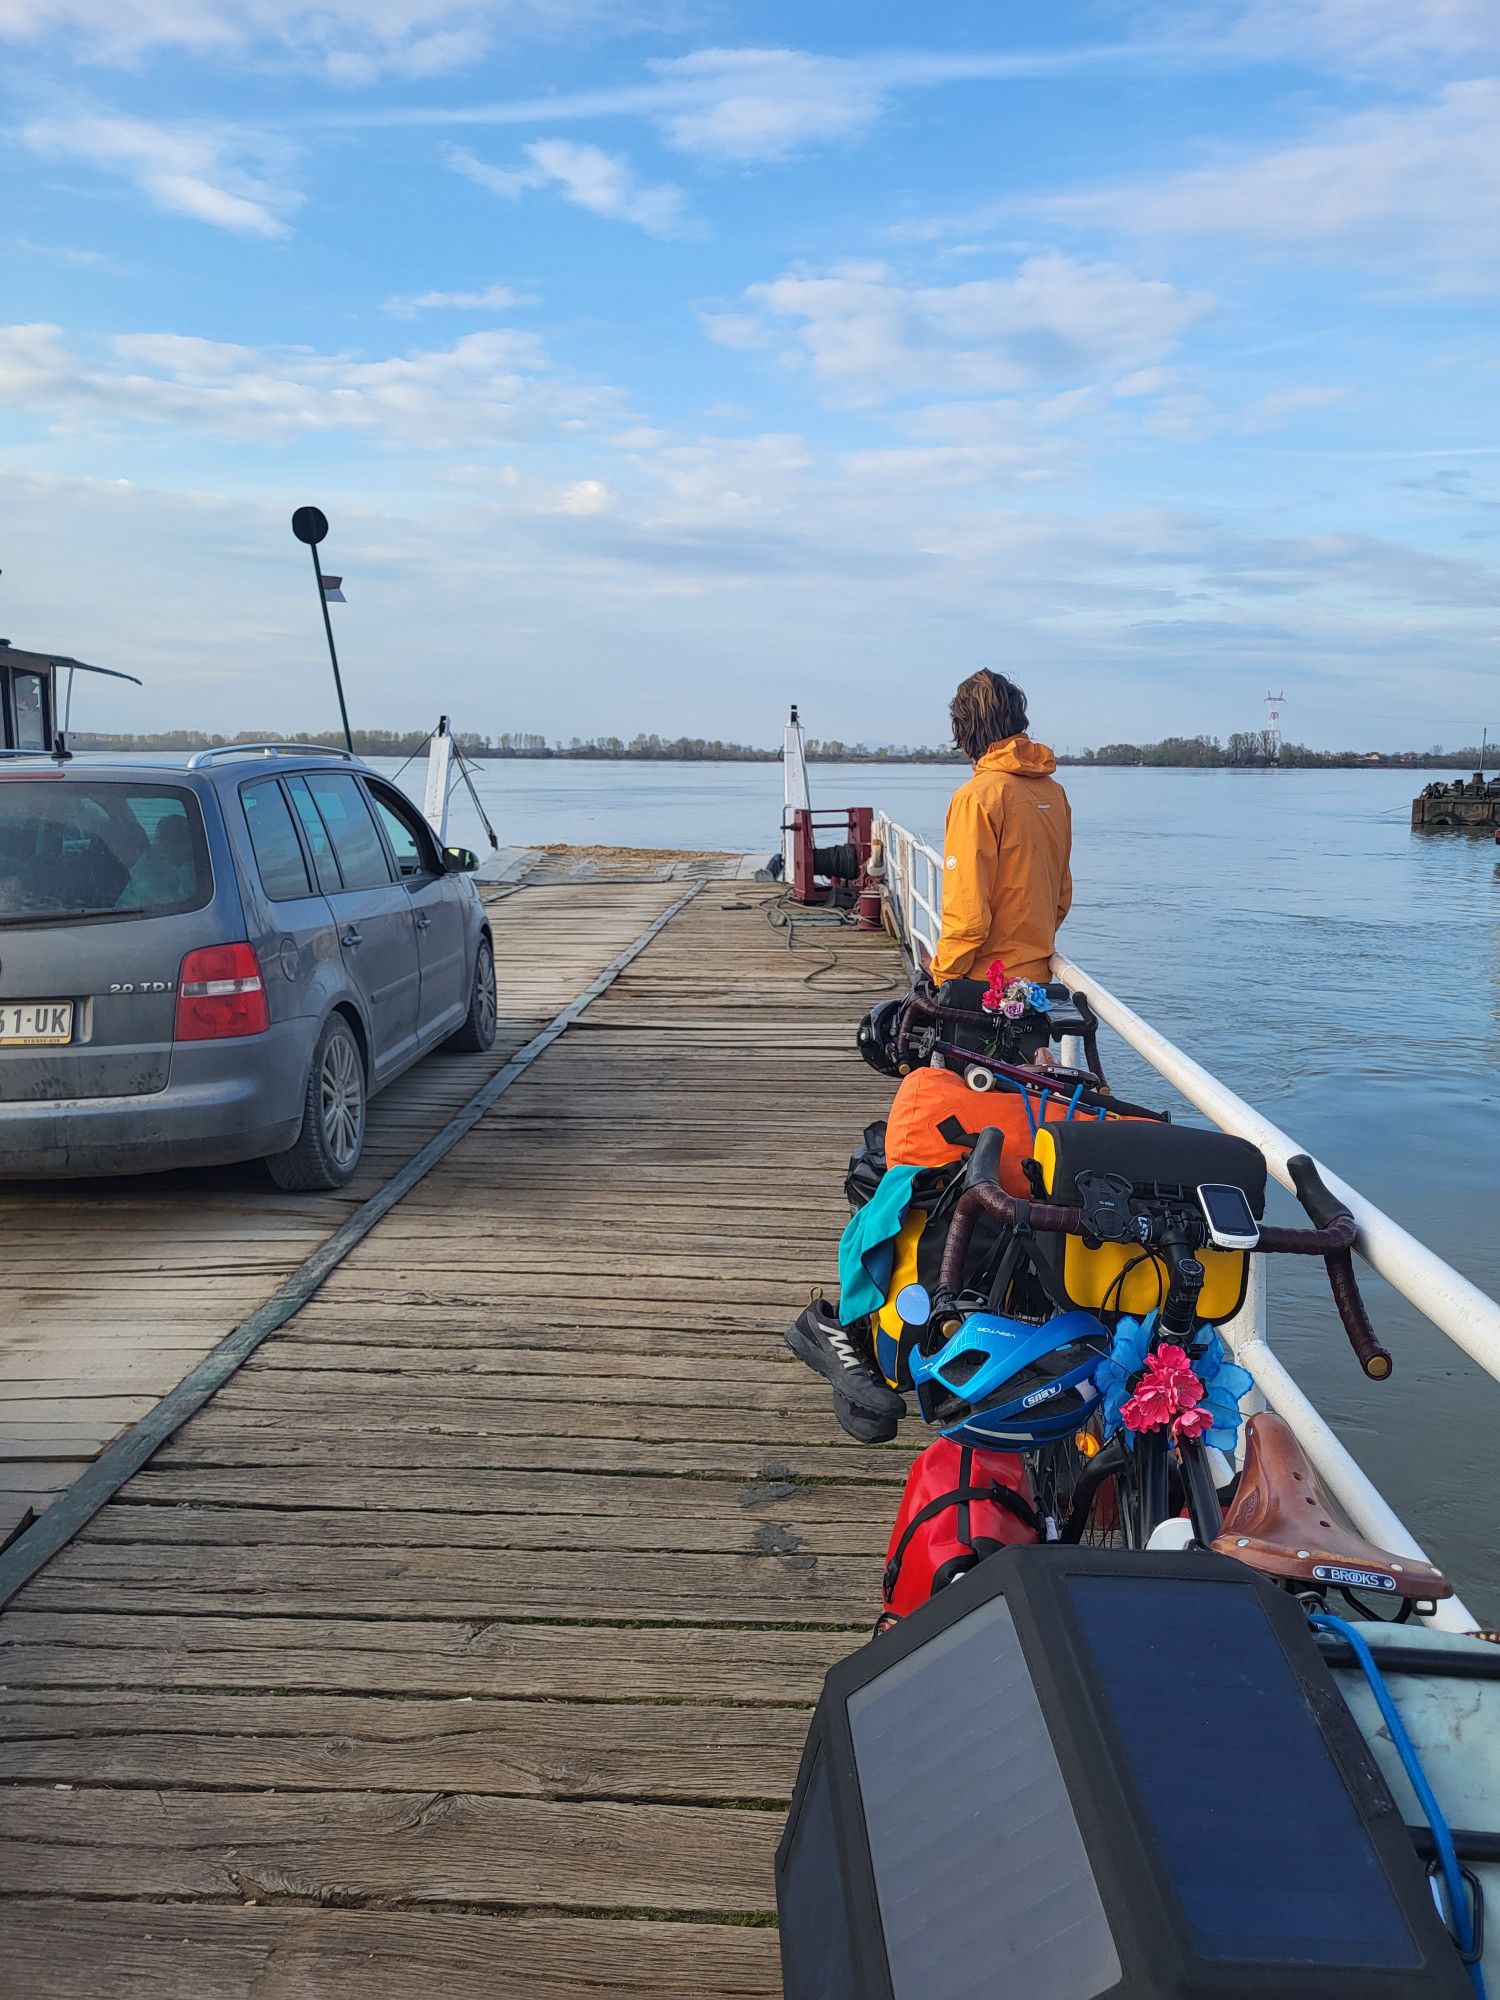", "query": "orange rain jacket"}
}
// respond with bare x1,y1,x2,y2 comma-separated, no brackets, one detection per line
929,736,1073,987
